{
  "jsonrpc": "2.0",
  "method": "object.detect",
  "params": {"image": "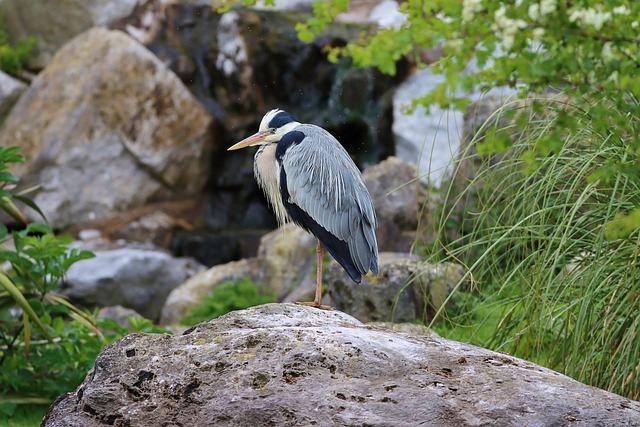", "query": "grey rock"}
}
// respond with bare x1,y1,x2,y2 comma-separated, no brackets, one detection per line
97,305,144,330
363,156,429,252
159,258,263,326
0,27,212,229
111,211,182,249
393,68,463,185
0,70,27,123
160,223,316,326
257,224,316,300
42,304,640,427
0,0,138,68
63,248,206,322
326,252,464,323
368,0,406,28
367,321,438,337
